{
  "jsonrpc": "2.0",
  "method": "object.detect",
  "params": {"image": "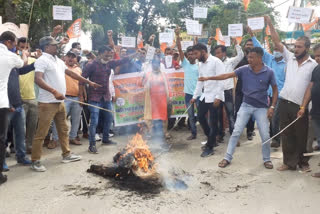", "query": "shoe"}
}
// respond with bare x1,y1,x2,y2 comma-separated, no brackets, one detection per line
187,135,196,140
62,154,82,163
3,163,9,172
69,139,82,145
30,161,46,172
10,147,15,154
270,141,280,148
95,134,101,141
0,174,7,185
216,135,224,143
88,146,99,154
82,133,89,139
252,131,256,136
47,140,58,149
247,135,253,141
109,133,114,138
102,140,117,145
201,147,214,157
17,157,32,165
